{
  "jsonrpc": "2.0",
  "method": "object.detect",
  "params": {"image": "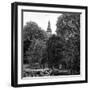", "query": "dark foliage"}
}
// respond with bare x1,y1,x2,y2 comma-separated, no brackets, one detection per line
23,21,48,65
46,35,65,69
56,13,80,74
